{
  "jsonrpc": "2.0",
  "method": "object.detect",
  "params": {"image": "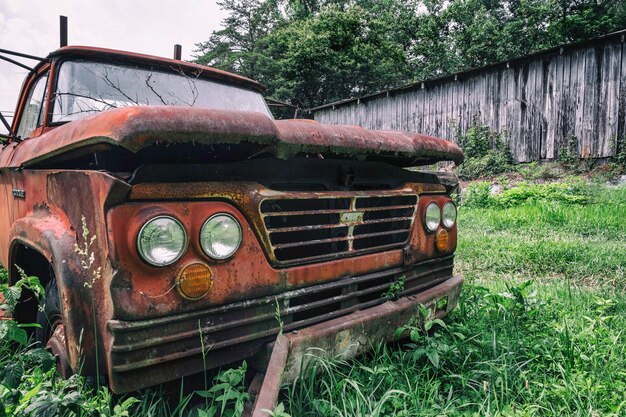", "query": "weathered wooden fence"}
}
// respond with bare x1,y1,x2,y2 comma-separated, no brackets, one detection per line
312,31,626,162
